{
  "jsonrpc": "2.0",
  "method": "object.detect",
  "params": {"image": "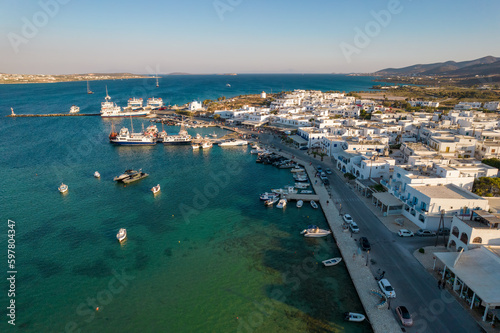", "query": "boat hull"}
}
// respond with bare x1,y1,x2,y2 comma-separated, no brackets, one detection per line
163,141,192,145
